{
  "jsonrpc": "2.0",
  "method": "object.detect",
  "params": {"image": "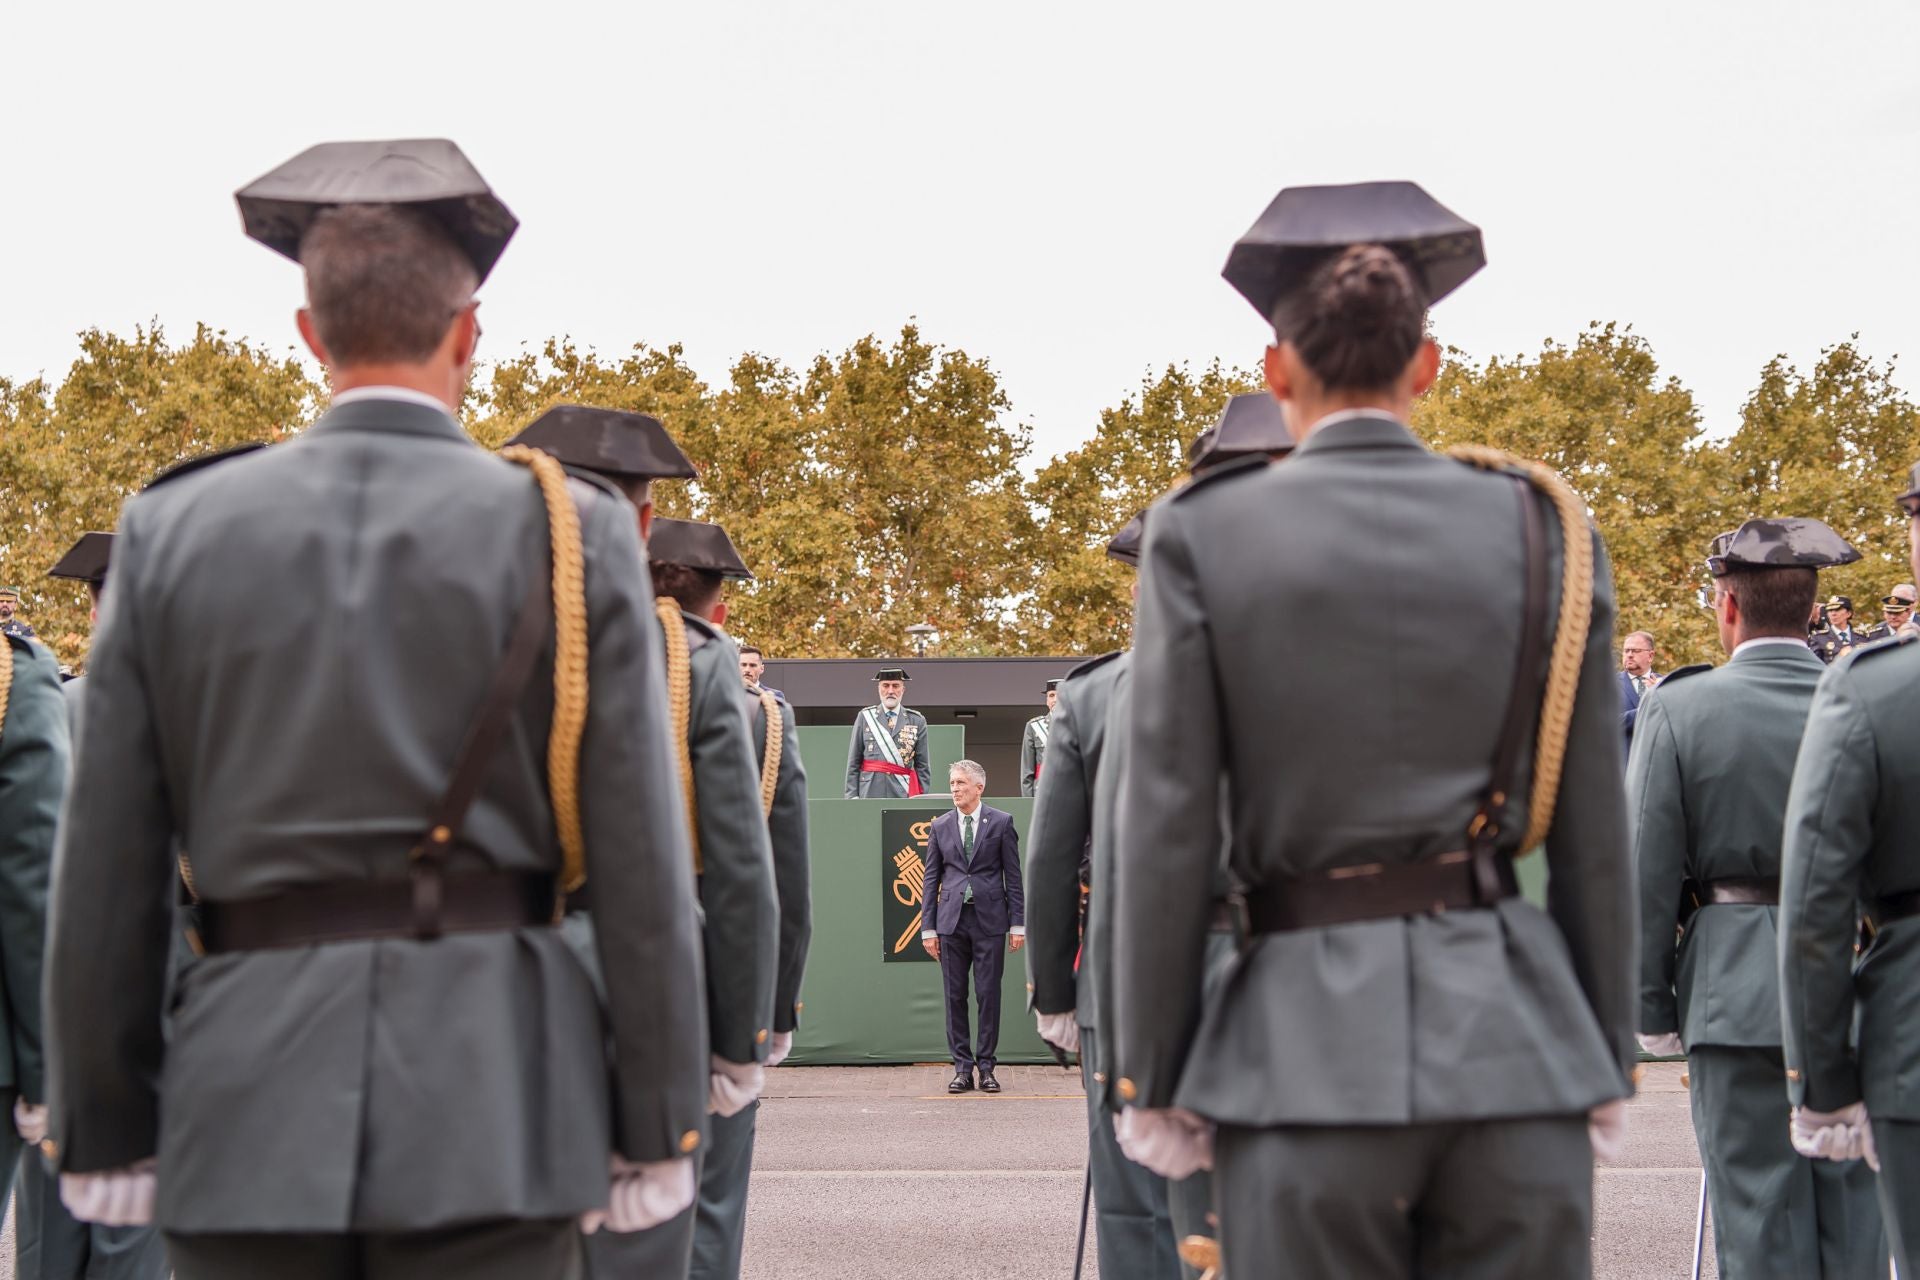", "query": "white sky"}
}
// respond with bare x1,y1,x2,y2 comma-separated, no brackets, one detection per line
5,1,1917,464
